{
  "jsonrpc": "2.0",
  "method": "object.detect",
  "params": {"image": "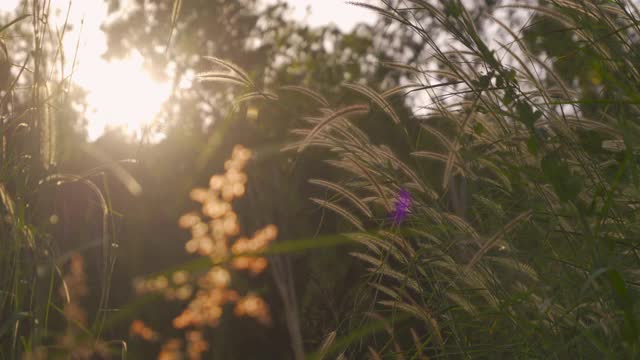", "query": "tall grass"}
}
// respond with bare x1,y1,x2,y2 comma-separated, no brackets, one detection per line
4,0,640,358
0,1,126,358
279,0,640,358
